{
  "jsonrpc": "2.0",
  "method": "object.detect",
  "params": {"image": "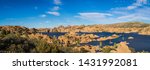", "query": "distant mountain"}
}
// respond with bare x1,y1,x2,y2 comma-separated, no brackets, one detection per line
41,22,150,35
105,22,150,28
